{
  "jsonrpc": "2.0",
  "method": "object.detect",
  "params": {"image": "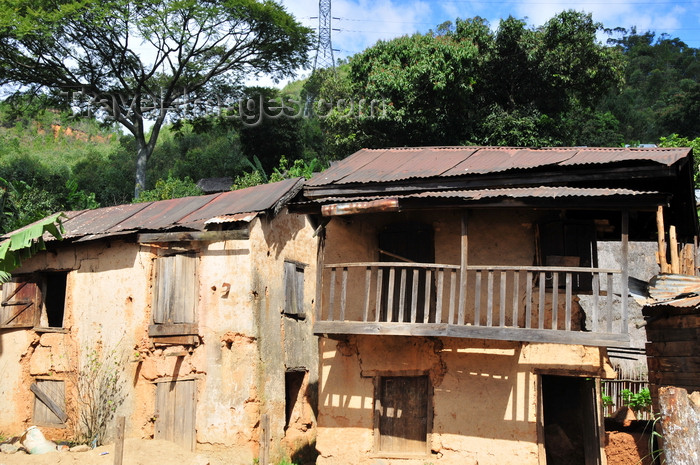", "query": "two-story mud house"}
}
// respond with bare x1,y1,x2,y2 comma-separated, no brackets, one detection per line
295,146,697,465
